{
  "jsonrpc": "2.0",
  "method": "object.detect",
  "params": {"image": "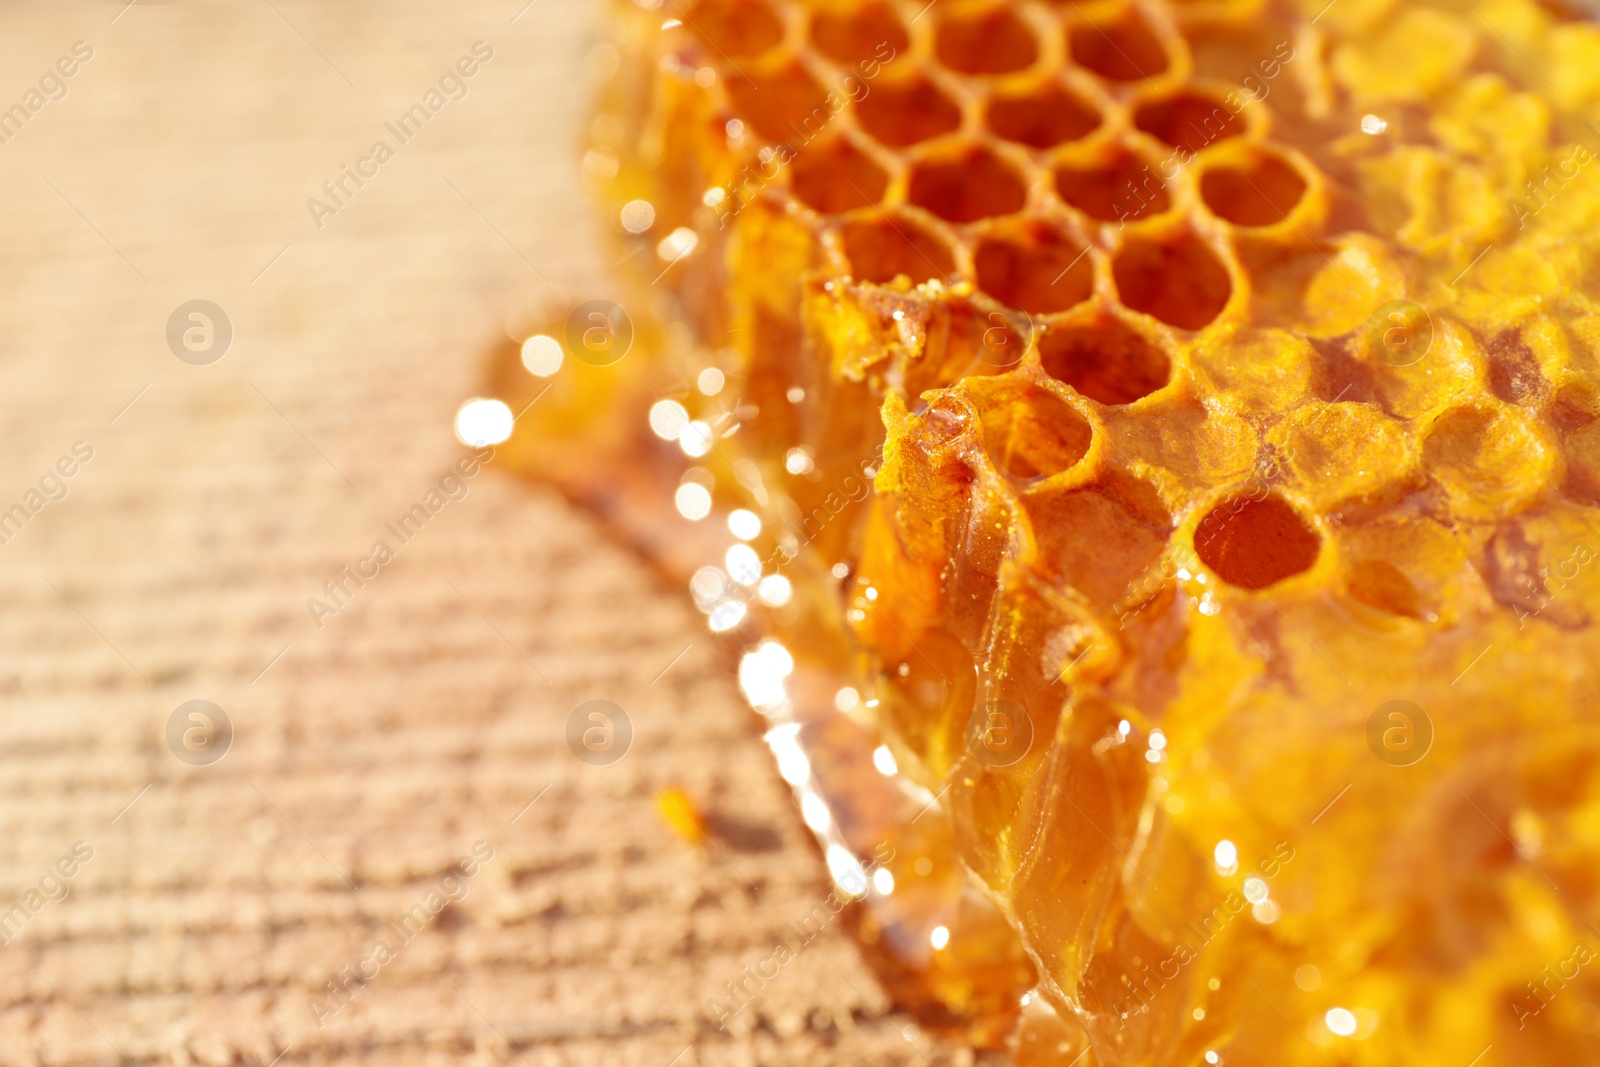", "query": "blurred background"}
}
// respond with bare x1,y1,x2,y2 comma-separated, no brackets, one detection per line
0,3,965,1064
